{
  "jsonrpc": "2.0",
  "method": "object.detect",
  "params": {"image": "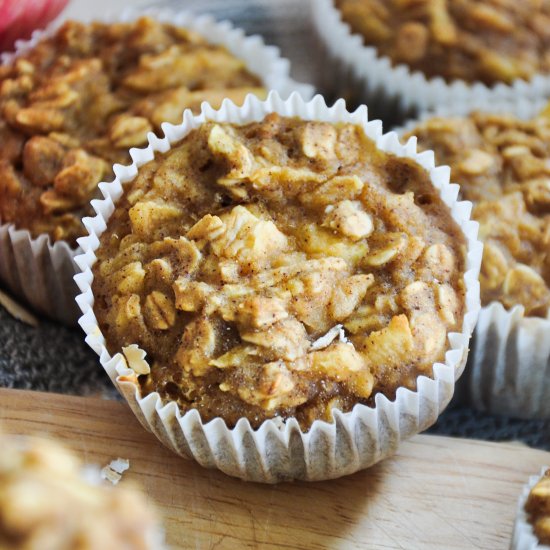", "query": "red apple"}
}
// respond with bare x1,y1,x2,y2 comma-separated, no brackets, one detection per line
0,0,68,52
